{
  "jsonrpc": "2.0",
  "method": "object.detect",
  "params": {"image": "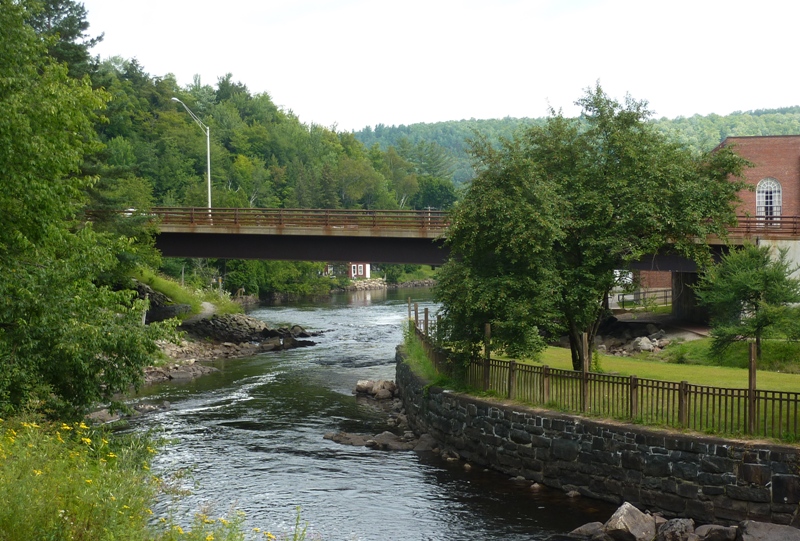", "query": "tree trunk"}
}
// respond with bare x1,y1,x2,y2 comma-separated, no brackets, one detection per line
568,325,584,371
